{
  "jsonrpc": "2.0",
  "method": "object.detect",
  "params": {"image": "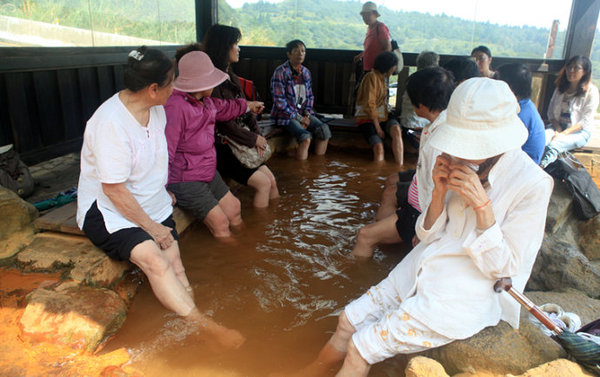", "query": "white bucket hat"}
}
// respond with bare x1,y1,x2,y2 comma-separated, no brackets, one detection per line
360,1,380,17
427,77,527,160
